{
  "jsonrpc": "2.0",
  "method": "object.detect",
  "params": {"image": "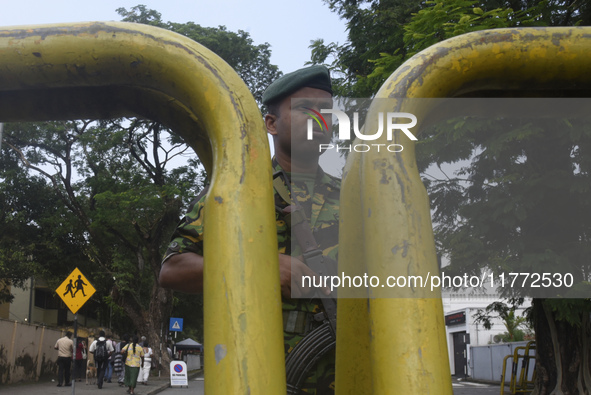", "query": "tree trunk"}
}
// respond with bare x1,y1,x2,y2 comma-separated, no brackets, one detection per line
113,280,173,376
532,299,591,394
146,284,173,376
